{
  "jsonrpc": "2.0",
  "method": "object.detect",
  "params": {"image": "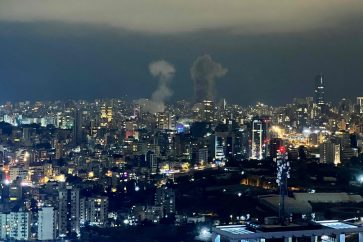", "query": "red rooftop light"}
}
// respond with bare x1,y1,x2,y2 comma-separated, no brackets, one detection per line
279,146,286,154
